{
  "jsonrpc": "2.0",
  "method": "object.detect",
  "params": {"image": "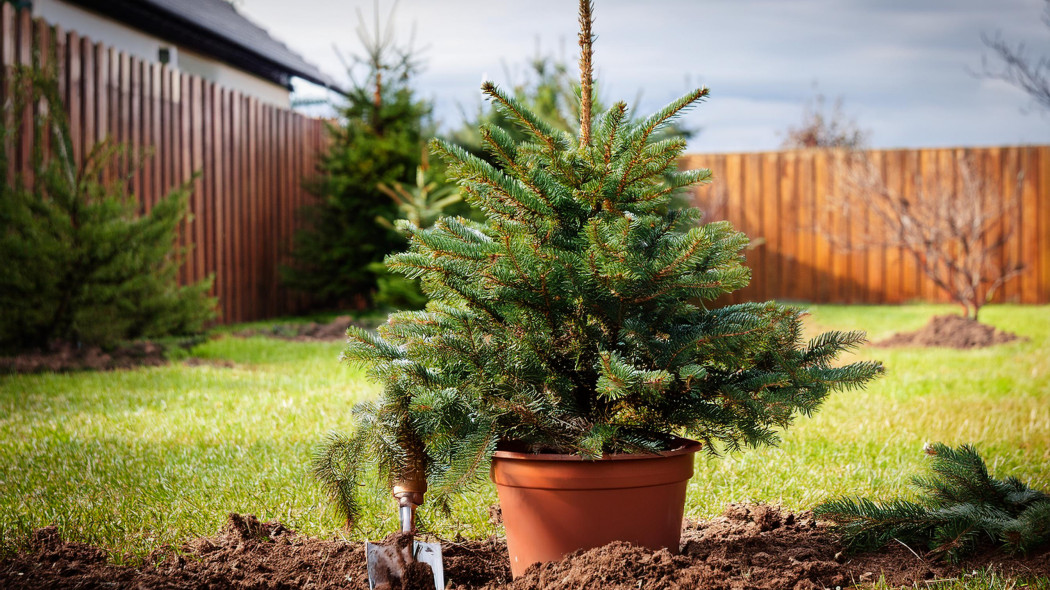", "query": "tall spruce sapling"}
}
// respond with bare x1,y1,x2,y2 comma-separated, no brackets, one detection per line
314,0,883,528
282,3,432,309
0,51,215,353
816,443,1050,561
